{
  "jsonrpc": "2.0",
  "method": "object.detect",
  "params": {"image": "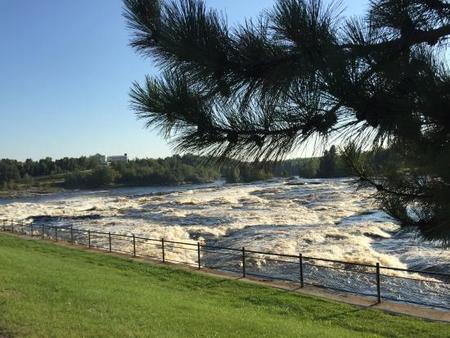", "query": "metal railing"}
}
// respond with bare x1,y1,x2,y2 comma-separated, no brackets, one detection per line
1,219,449,310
